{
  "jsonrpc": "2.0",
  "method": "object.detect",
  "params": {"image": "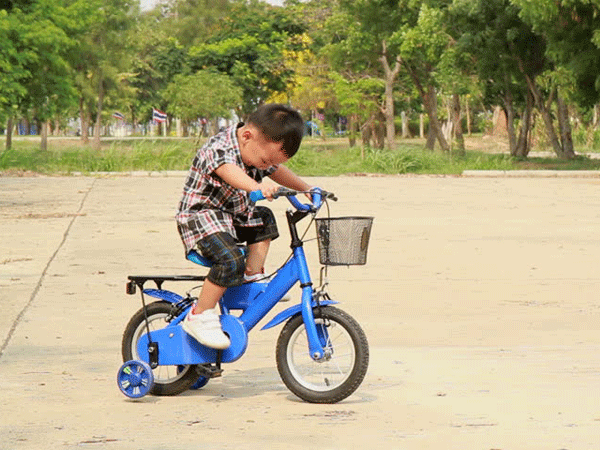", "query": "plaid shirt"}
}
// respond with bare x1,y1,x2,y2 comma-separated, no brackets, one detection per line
176,124,277,253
